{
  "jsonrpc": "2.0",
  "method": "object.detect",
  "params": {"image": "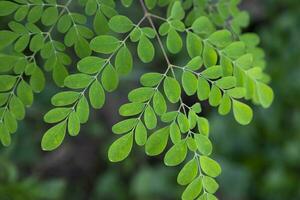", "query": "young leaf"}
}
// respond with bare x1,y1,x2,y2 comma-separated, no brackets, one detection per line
197,77,210,101
232,100,253,125
186,32,202,58
135,121,147,146
112,118,138,134
177,158,198,185
200,156,222,177
145,127,169,156
108,131,133,162
144,106,157,129
164,76,181,103
208,30,232,48
164,140,187,166
256,82,274,108
167,28,182,54
182,177,203,200
41,121,67,151
68,112,80,136
195,134,212,156
182,71,197,96
152,91,167,116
